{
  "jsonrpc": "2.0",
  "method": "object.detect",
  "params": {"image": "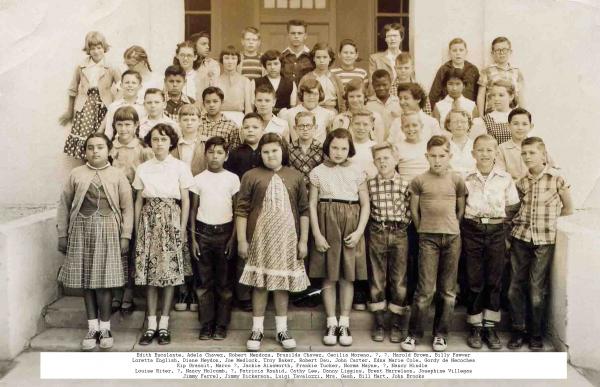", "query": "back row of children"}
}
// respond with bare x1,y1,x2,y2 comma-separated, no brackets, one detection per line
56,23,568,348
